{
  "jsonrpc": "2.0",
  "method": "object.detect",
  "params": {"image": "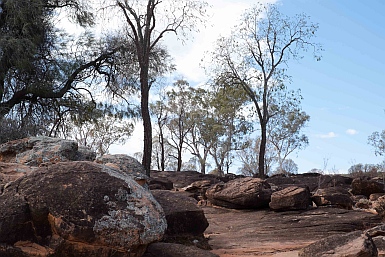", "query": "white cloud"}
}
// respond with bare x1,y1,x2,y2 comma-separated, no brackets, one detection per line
164,0,278,83
110,123,143,155
316,132,338,139
346,129,358,135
